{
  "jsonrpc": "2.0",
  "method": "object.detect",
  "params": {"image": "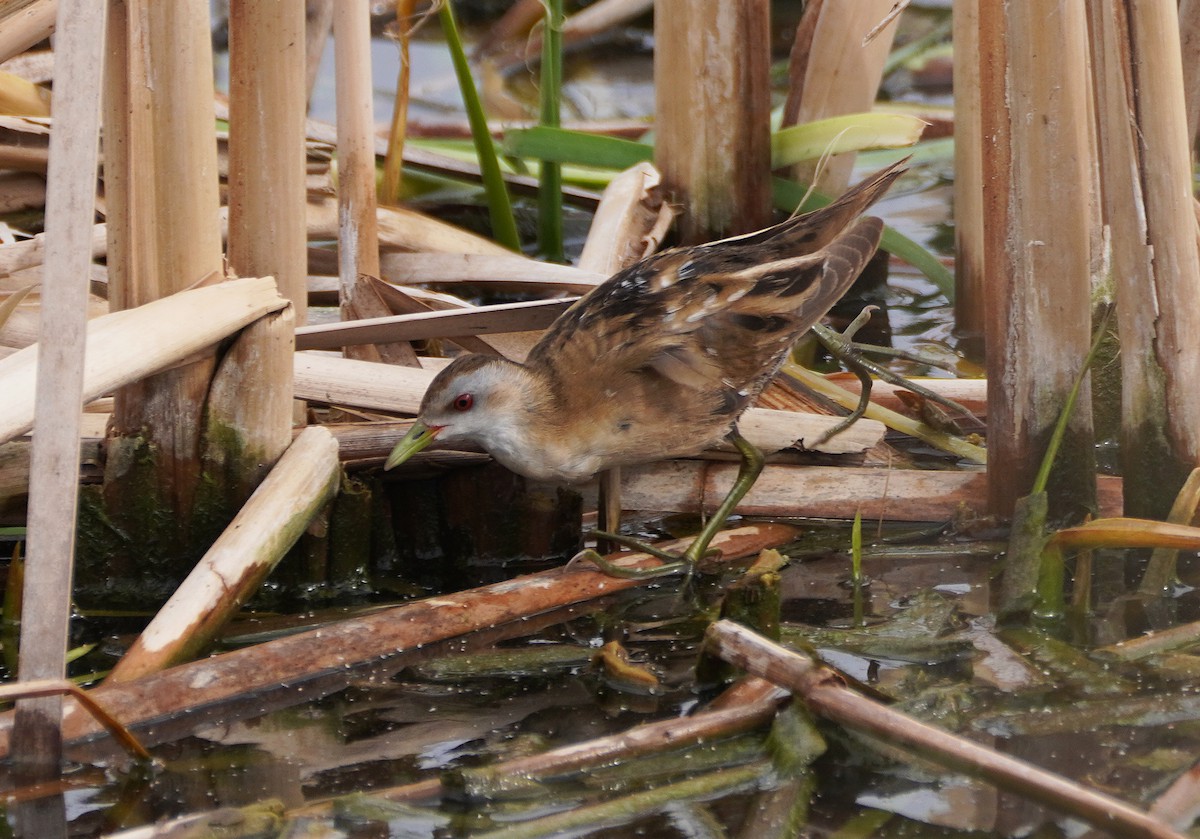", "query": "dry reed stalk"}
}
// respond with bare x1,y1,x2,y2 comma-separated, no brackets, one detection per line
577,162,674,276
304,0,334,105
102,0,227,541
618,462,1123,523
1089,1,1200,519
653,0,770,243
1179,0,1200,151
0,277,287,445
951,0,984,355
108,426,341,682
11,0,106,781
985,1,1096,518
294,298,575,351
333,0,418,366
293,351,436,414
0,524,796,757
204,307,296,502
821,376,987,416
783,1,900,193
306,196,511,256
227,0,308,317
706,621,1188,839
221,0,306,493
0,219,107,277
0,0,55,65
380,0,416,205
379,252,604,293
